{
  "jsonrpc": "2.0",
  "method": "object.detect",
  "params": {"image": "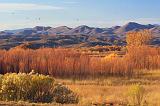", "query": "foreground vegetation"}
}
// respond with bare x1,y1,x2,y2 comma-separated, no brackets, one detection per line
1,71,160,106
0,72,79,104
